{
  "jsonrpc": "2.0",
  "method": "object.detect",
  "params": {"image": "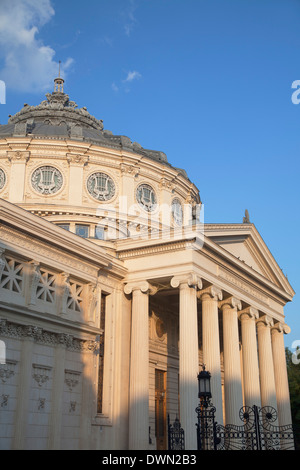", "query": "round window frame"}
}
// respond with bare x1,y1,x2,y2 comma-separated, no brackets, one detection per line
171,197,183,226
86,171,117,203
0,167,7,192
30,164,64,196
135,183,158,213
